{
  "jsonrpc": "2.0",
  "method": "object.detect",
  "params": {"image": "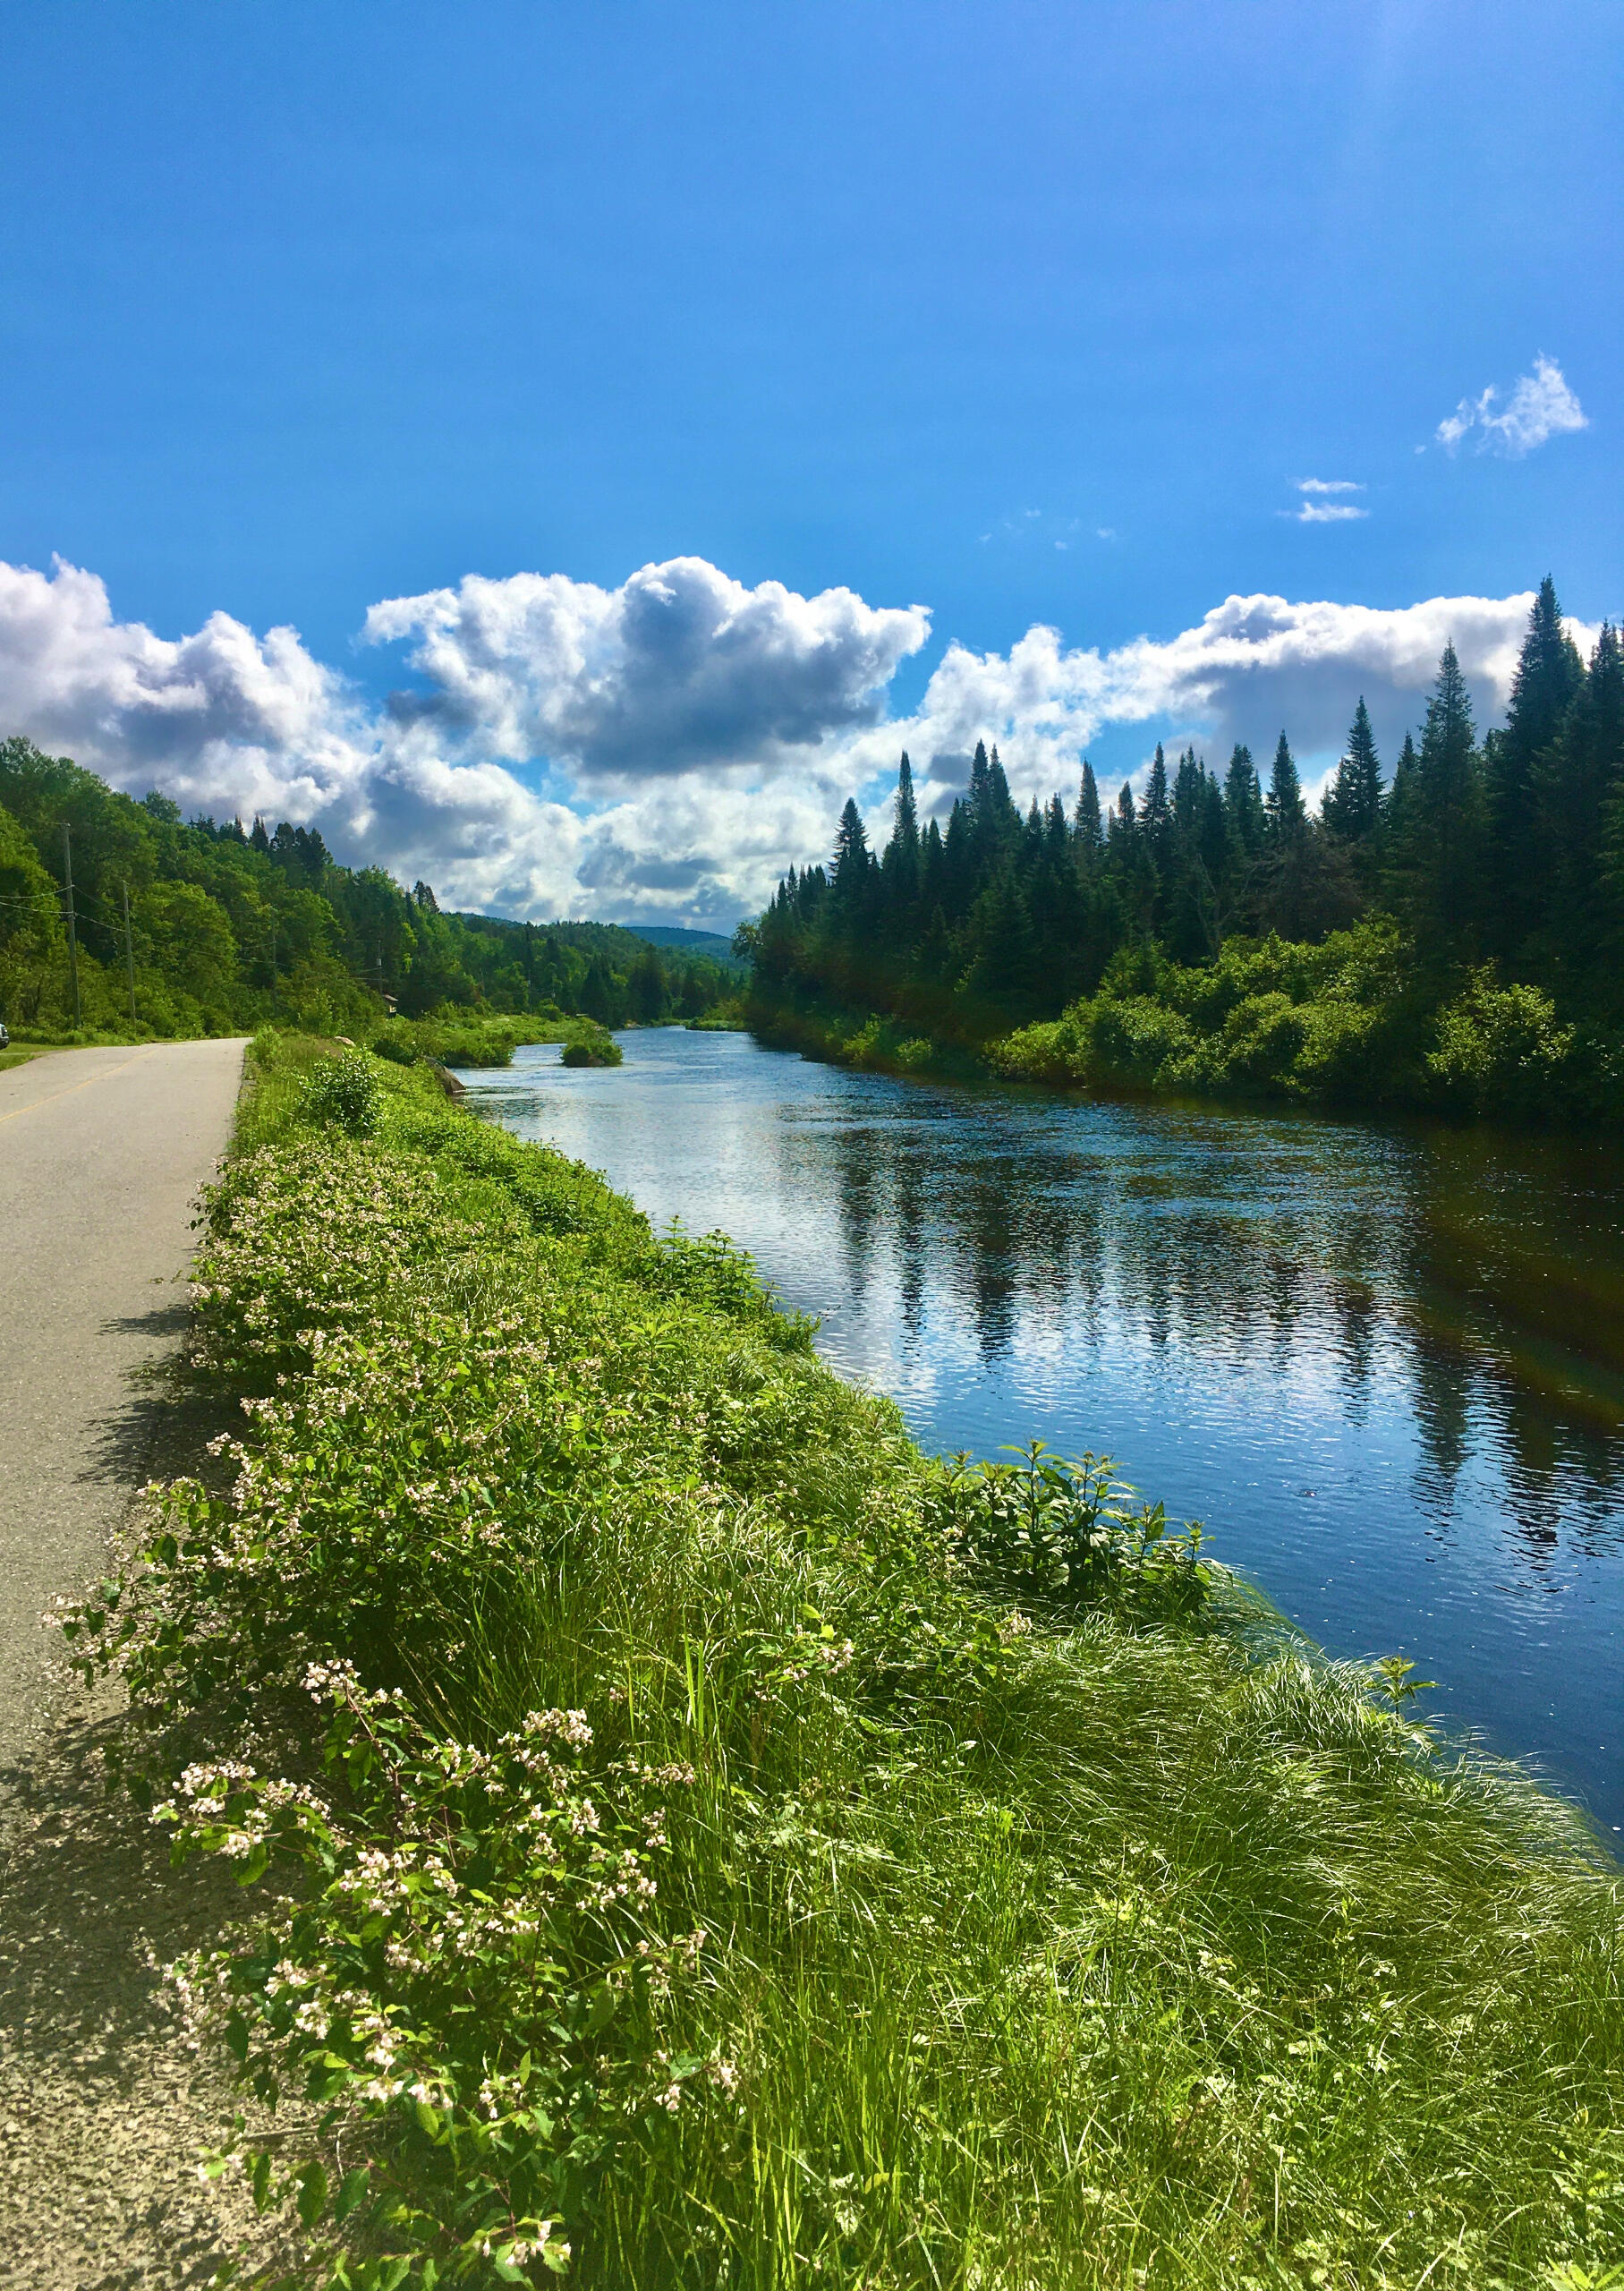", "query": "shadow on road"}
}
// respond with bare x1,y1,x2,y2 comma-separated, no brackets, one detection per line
0,1332,302,2289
